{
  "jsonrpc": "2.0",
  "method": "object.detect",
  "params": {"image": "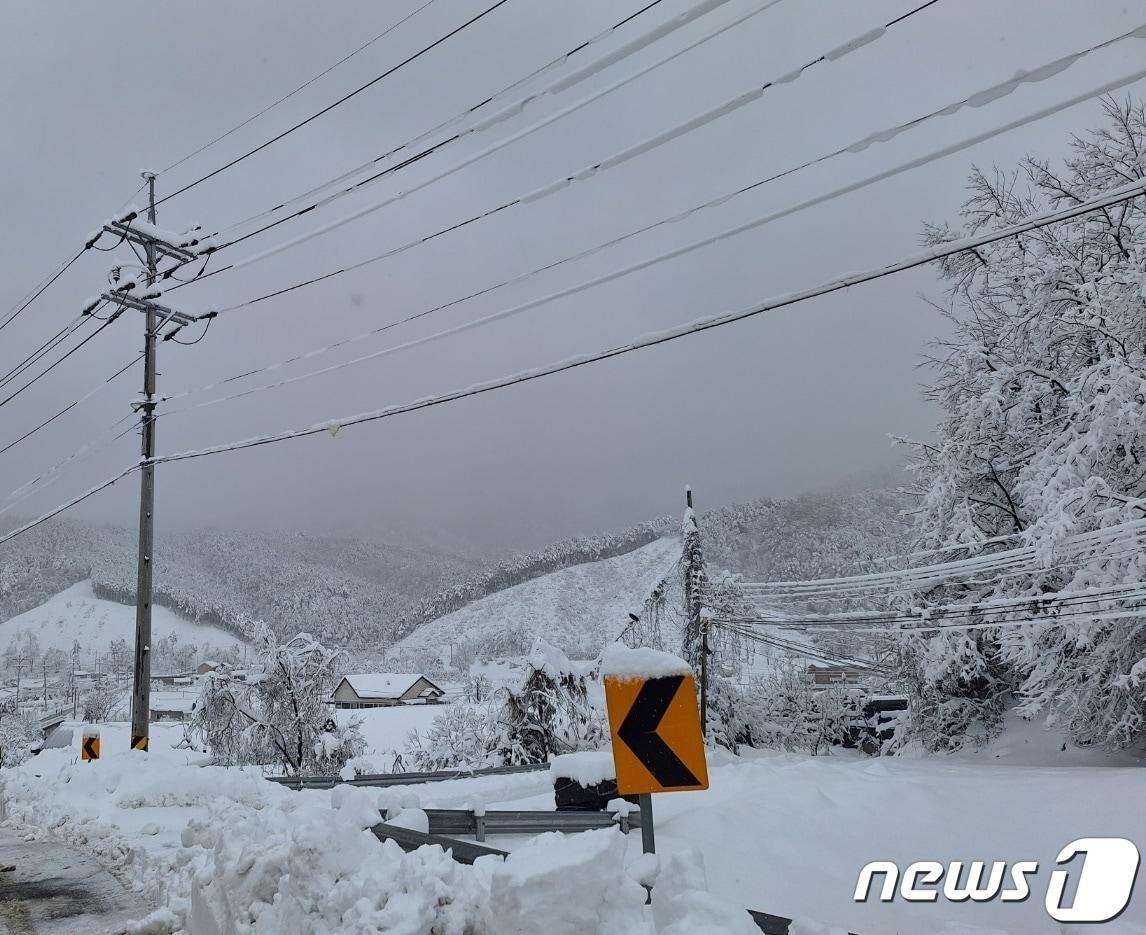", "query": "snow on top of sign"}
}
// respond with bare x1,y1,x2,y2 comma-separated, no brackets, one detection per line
551,751,616,785
602,644,692,680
